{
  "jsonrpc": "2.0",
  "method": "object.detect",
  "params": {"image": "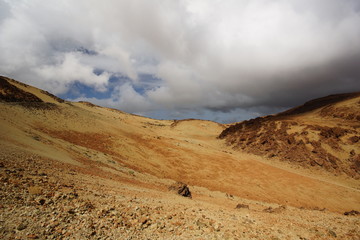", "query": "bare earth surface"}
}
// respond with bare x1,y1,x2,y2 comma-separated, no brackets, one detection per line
0,76,359,239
